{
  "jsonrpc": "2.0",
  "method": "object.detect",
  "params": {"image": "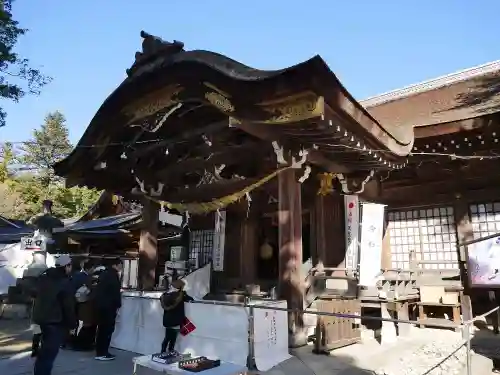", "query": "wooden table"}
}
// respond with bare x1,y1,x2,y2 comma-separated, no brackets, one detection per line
361,296,420,337
132,356,248,375
417,301,461,331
